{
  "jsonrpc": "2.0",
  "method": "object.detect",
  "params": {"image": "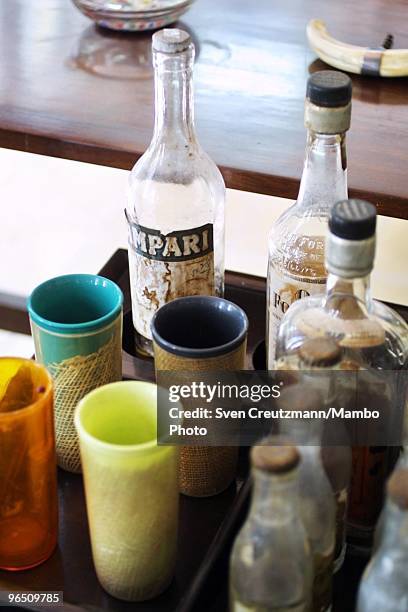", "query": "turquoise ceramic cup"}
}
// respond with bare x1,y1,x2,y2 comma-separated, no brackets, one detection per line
28,274,123,473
